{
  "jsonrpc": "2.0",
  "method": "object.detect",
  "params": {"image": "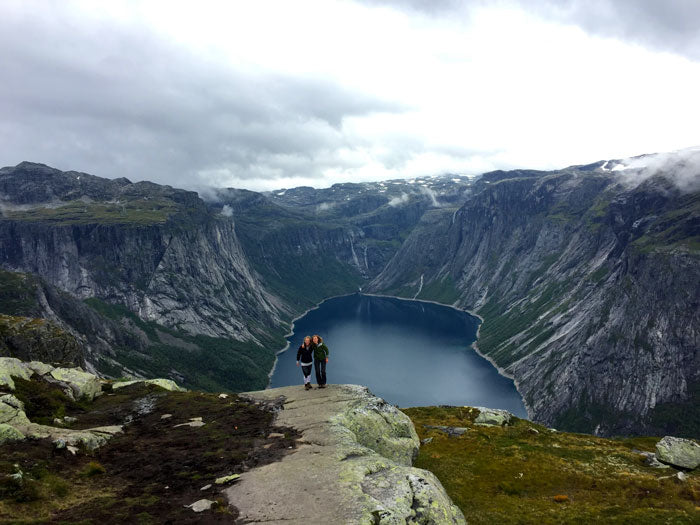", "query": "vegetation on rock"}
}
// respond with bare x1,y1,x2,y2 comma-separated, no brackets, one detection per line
0,380,299,523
